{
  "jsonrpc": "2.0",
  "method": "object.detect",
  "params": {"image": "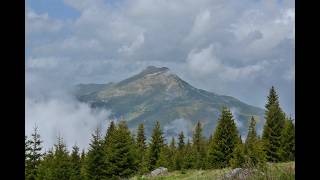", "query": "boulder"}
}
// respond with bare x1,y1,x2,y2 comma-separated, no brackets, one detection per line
145,167,168,177
224,168,252,180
